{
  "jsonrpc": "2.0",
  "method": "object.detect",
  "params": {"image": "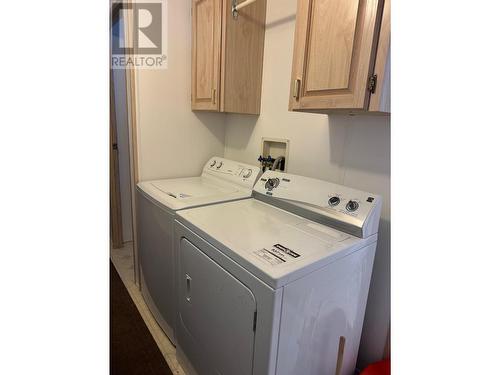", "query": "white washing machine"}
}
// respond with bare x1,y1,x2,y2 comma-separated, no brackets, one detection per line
136,157,261,345
174,170,382,375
